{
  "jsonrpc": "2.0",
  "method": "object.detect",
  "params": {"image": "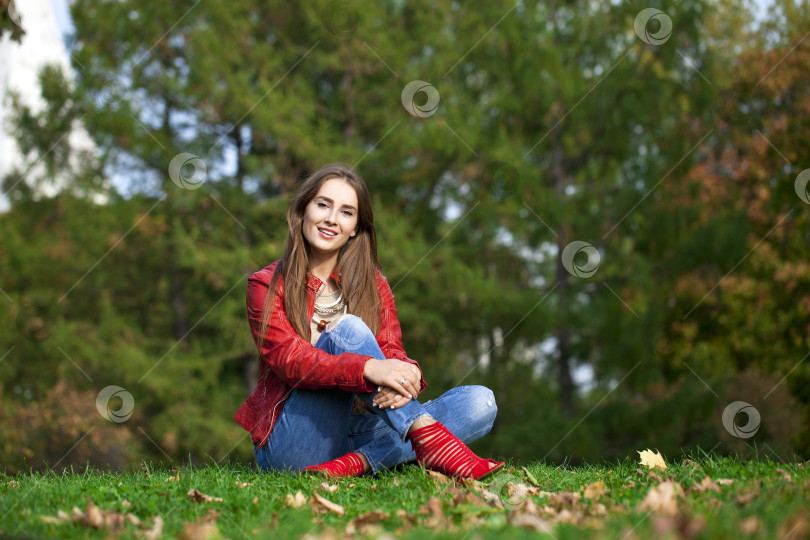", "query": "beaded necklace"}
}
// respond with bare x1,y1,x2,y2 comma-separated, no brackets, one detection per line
312,289,346,332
